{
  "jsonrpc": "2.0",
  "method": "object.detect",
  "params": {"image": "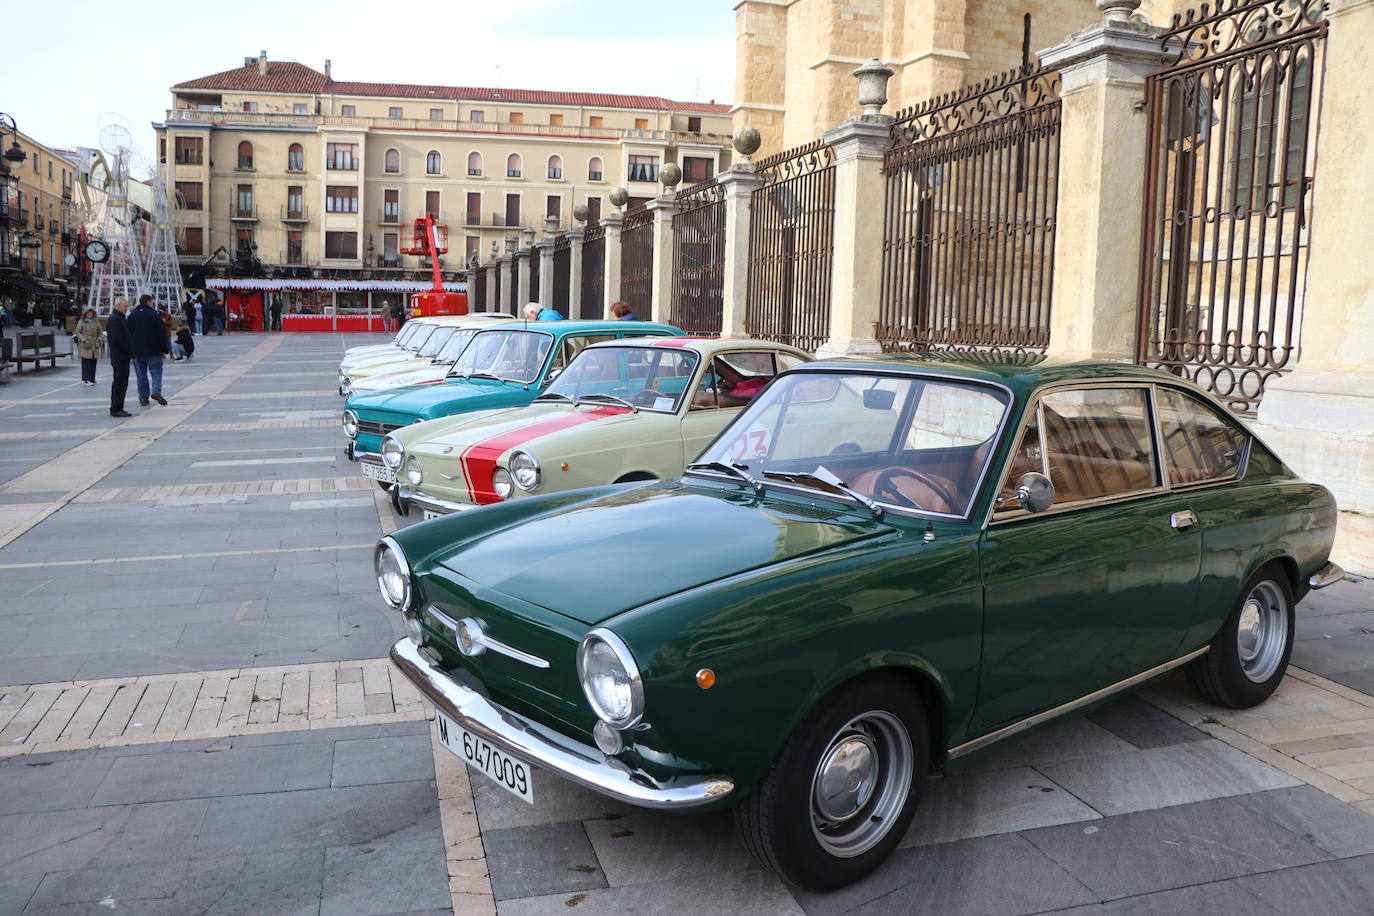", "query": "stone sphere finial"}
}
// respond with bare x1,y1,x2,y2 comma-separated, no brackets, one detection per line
573,204,589,223
853,58,895,118
609,187,629,209
659,162,682,189
733,126,761,163
1096,0,1141,22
